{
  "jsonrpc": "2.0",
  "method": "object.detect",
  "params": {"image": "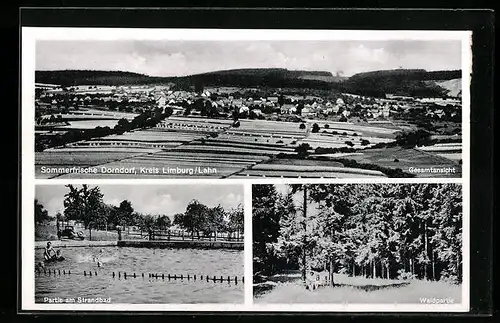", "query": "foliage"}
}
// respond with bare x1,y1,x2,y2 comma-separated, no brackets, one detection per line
34,199,50,224
252,185,283,276
294,143,311,159
254,184,463,284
